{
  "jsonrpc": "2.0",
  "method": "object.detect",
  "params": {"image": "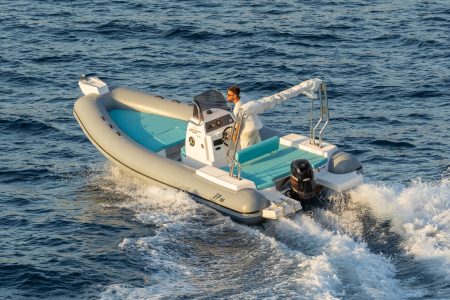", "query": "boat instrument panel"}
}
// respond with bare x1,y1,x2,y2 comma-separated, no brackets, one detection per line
205,114,234,133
